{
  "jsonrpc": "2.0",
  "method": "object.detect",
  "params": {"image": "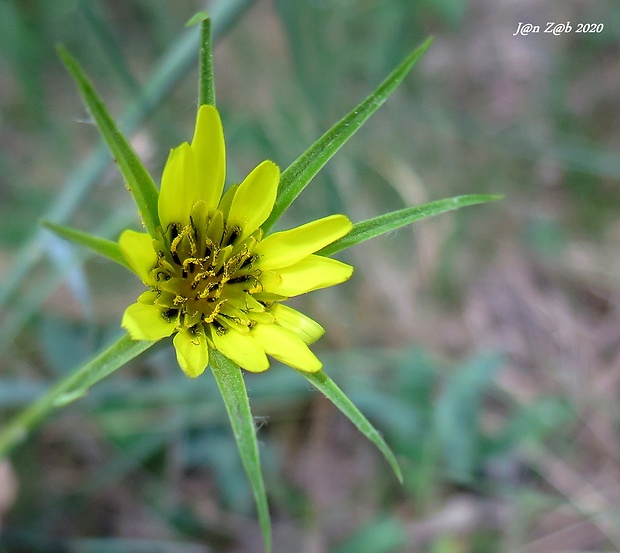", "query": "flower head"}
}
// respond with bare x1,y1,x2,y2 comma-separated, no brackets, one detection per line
119,105,353,377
